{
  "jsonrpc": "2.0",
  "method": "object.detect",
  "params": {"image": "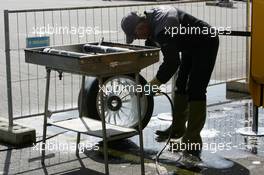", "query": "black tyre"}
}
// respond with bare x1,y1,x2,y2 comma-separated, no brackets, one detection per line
78,74,154,130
